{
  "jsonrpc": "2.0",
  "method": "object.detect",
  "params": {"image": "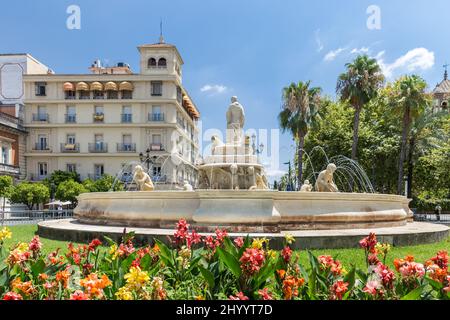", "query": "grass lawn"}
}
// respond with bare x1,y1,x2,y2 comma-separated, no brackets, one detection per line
2,224,450,270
